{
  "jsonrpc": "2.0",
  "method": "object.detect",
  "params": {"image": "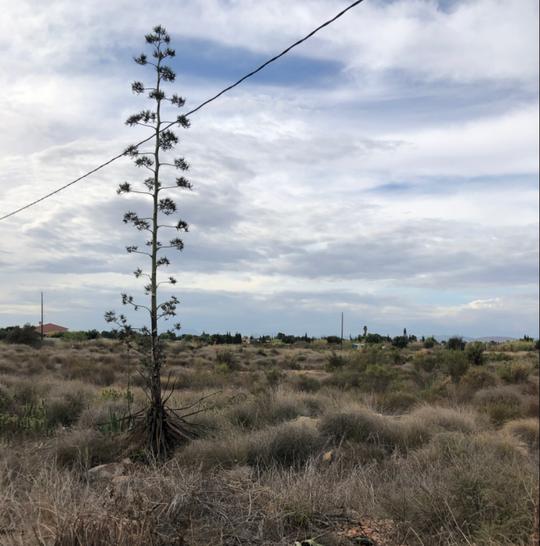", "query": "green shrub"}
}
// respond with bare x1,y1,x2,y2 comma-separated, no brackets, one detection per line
0,401,48,436
446,337,465,351
465,341,485,365
499,340,537,352
391,336,409,349
100,388,125,401
423,337,437,349
98,405,134,434
497,362,531,383
57,331,89,342
363,347,395,367
365,333,385,344
86,329,100,340
361,364,394,392
215,362,231,374
2,324,41,346
443,351,469,383
389,348,406,365
420,376,453,402
413,353,438,373
325,351,347,371
346,351,369,371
